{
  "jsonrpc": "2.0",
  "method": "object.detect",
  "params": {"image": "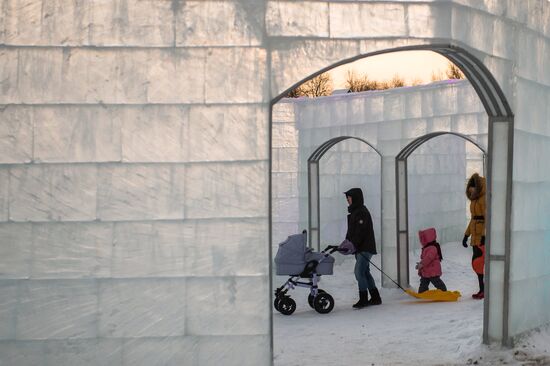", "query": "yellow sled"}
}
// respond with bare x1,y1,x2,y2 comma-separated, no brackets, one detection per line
405,288,461,302
357,253,461,303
